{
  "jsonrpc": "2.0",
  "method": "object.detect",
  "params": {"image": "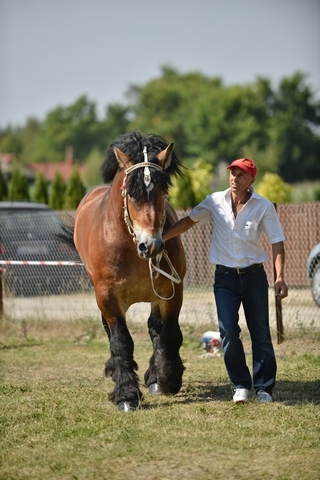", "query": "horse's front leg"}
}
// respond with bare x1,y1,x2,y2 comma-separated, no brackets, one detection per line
100,310,142,411
144,303,162,394
157,315,185,395
147,298,185,396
